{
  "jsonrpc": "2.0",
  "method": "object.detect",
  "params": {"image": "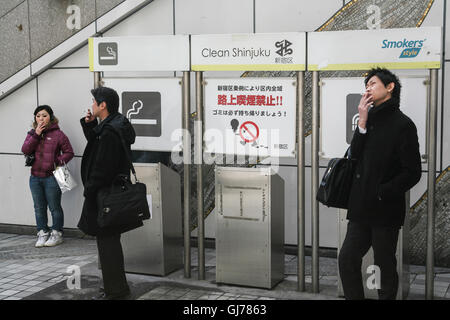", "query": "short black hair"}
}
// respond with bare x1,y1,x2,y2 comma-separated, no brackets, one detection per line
90,86,119,114
34,105,54,120
364,68,401,102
